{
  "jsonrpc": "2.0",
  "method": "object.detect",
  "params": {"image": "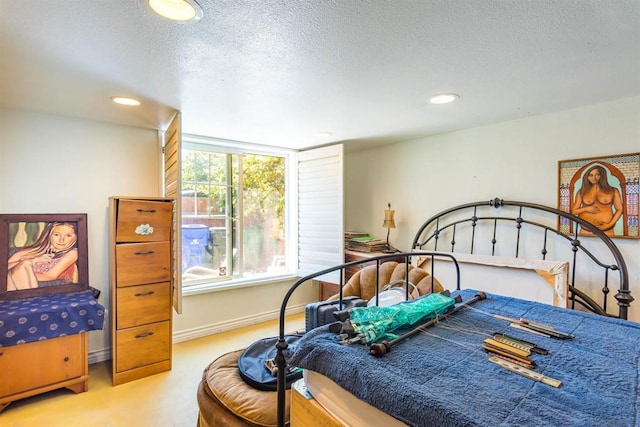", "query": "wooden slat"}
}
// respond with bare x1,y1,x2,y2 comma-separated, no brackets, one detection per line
162,112,182,314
